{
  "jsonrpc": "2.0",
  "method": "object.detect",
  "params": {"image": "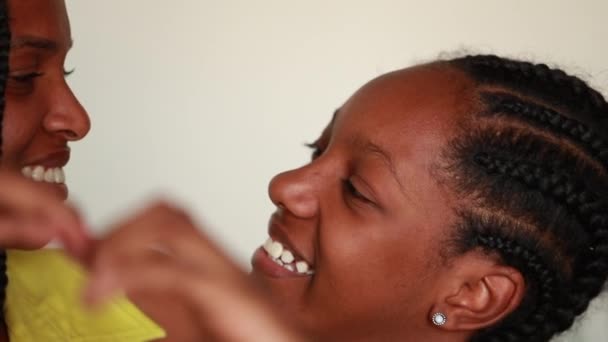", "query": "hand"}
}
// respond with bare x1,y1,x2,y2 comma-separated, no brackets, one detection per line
0,170,90,254
81,201,304,342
